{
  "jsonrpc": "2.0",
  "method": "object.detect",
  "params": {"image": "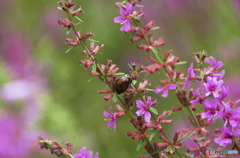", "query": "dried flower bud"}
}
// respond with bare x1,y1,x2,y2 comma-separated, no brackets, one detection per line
143,20,155,31
70,8,83,17
137,45,152,53
66,38,80,46
58,19,74,28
